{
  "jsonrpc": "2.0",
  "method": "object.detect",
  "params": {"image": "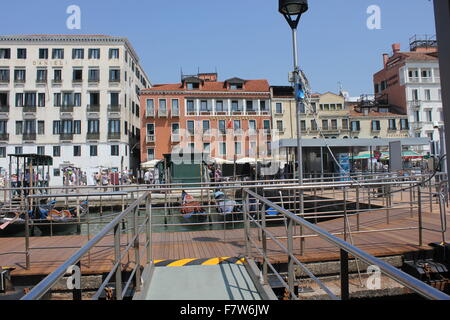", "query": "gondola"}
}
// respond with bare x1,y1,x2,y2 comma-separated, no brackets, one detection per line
213,191,242,221
180,191,207,223
0,200,89,236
